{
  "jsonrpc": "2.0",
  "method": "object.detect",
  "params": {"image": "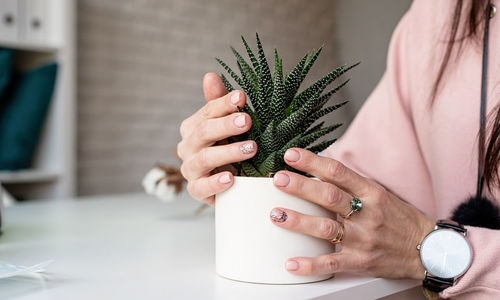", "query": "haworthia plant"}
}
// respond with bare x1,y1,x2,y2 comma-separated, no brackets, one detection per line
217,33,359,177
